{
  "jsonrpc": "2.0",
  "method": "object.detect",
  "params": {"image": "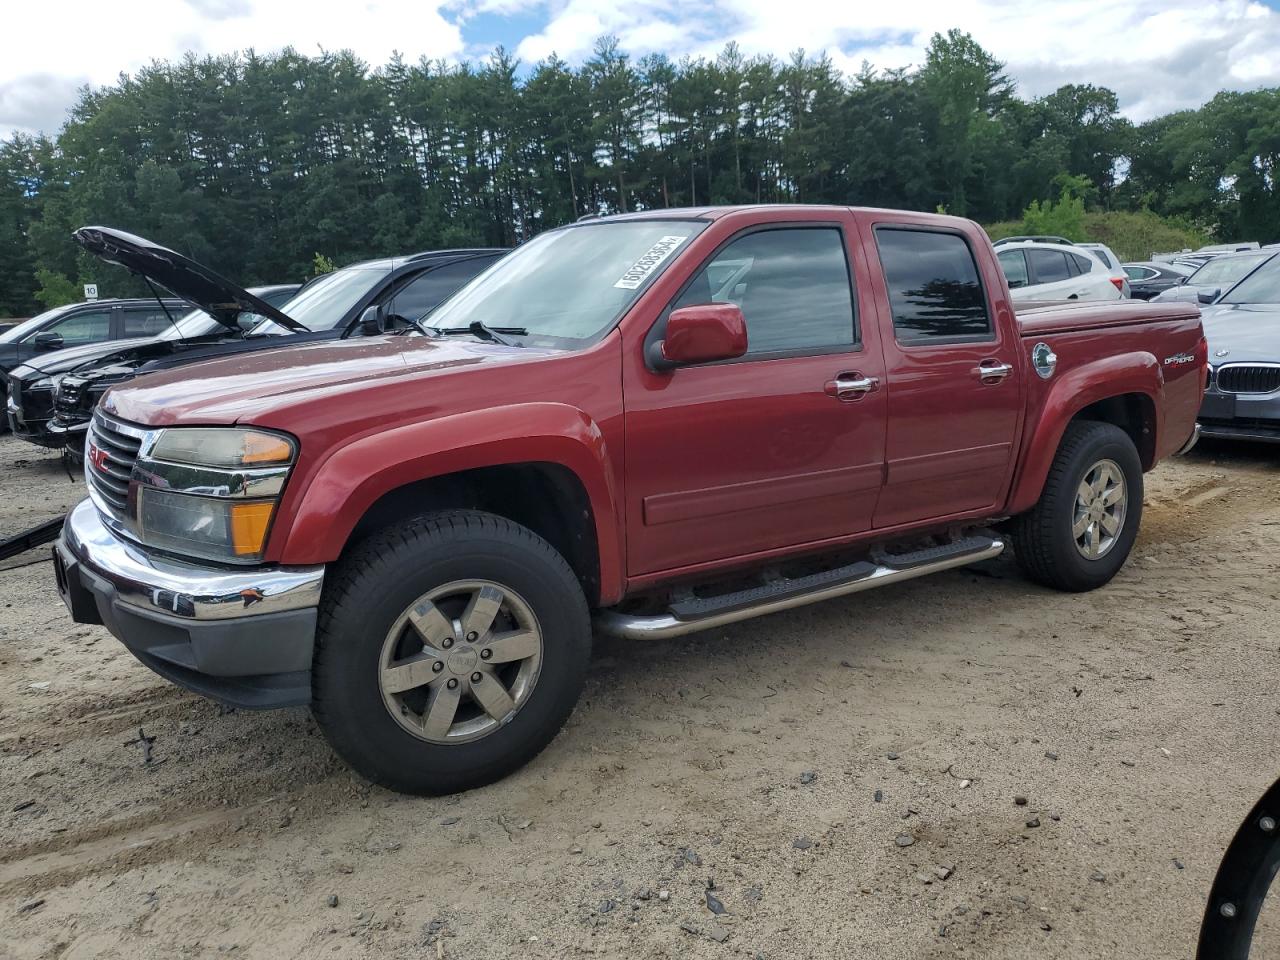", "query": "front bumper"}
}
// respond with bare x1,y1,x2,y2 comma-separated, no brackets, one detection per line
1199,389,1280,444
7,384,62,448
53,498,325,708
